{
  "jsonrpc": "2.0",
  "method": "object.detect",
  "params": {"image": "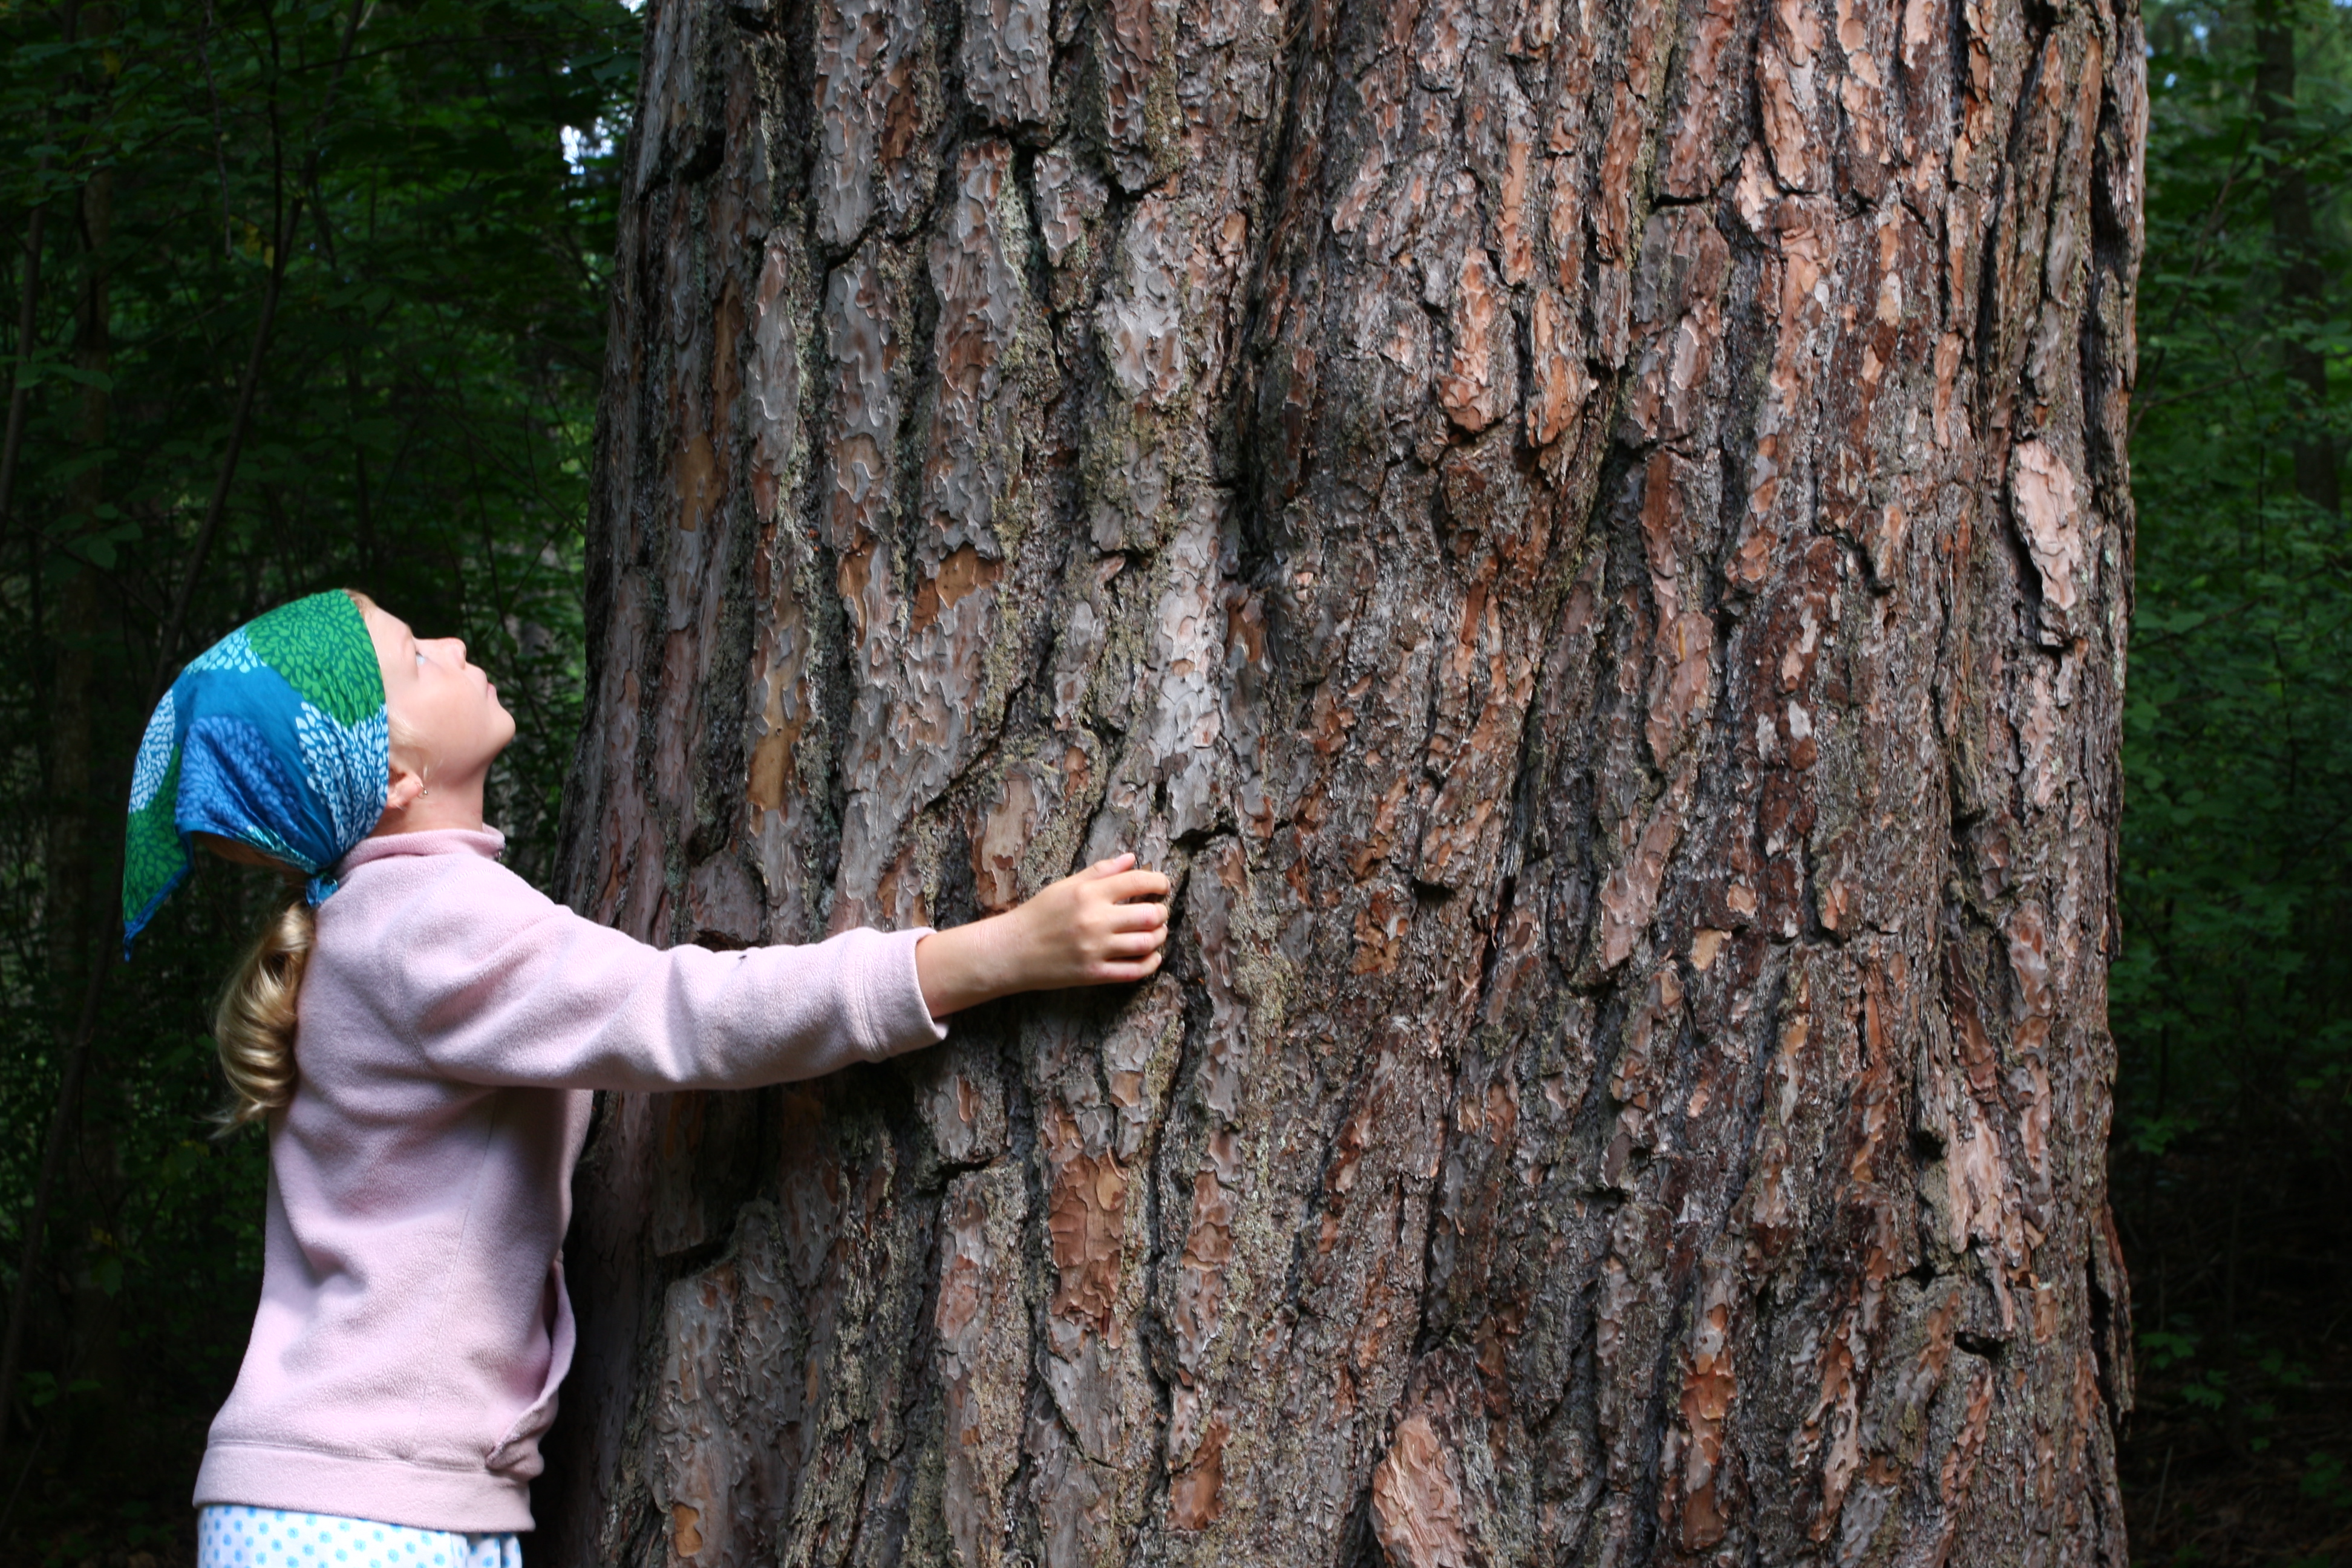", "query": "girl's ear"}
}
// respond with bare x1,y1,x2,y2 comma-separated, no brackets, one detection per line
384,763,426,815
